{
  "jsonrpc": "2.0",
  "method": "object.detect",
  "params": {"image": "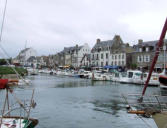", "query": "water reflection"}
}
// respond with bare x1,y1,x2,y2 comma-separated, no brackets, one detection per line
92,99,123,115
